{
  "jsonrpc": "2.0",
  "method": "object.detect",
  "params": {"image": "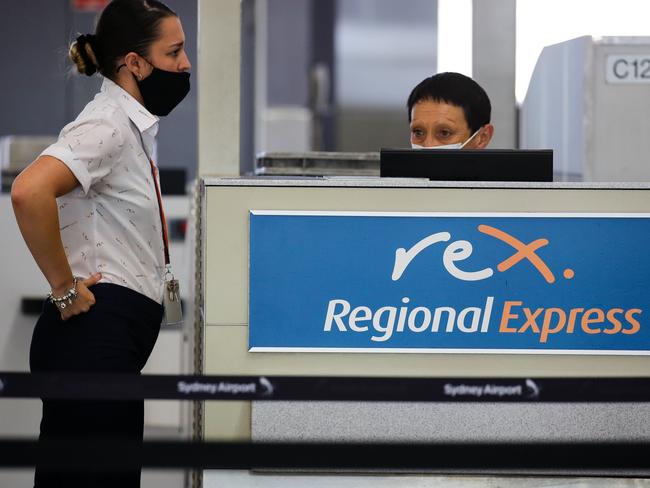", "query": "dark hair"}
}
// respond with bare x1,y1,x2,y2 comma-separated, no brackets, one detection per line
69,0,176,79
406,72,491,132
